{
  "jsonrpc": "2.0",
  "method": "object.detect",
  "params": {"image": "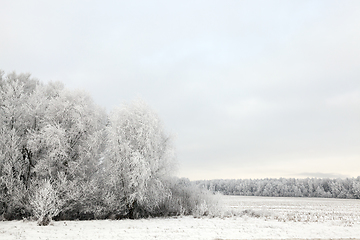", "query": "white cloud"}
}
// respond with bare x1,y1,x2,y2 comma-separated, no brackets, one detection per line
326,90,360,107
225,98,277,118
